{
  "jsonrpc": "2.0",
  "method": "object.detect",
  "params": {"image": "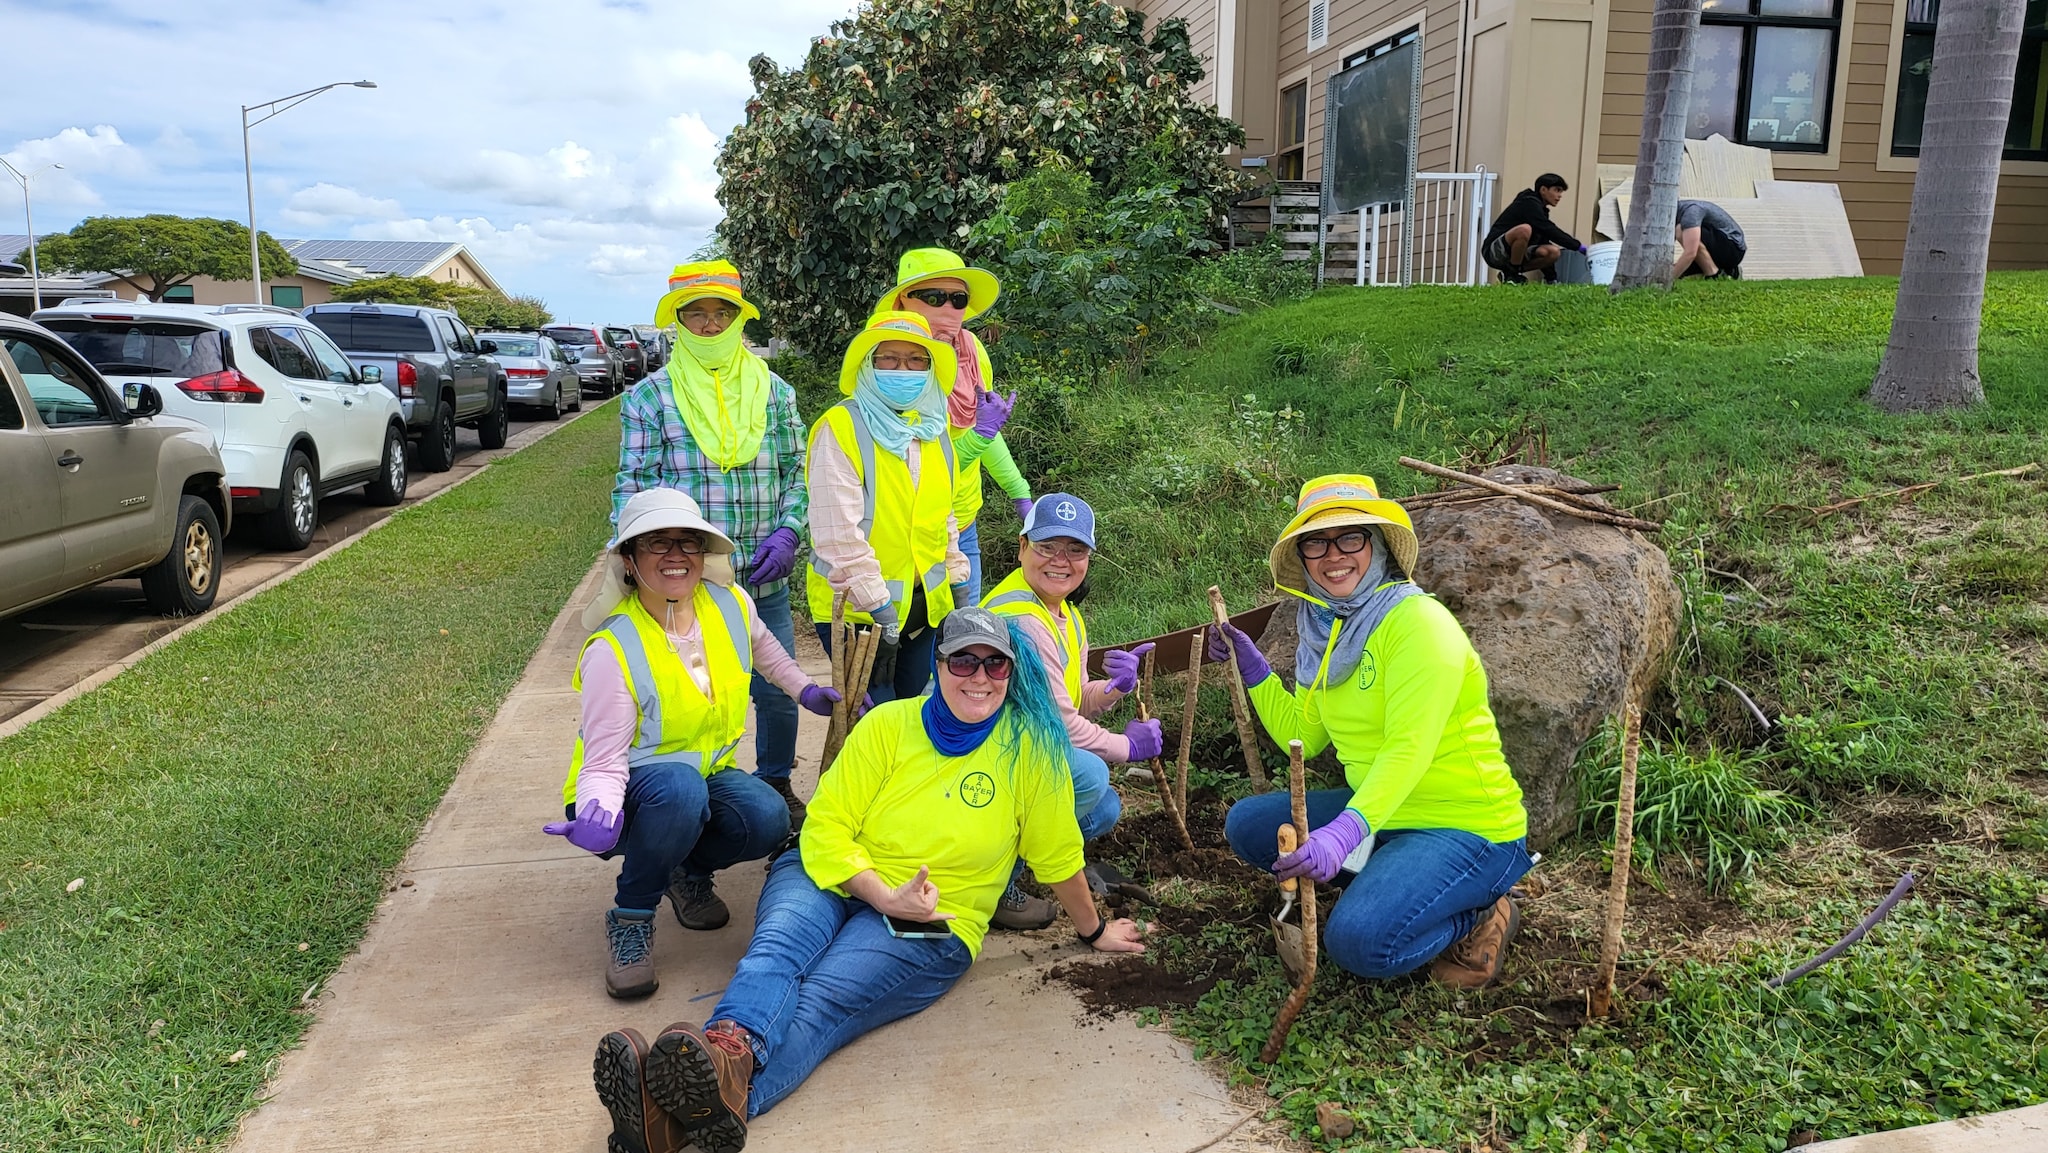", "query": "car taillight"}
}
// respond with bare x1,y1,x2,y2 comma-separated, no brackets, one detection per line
397,361,418,397
505,367,547,377
177,370,266,403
